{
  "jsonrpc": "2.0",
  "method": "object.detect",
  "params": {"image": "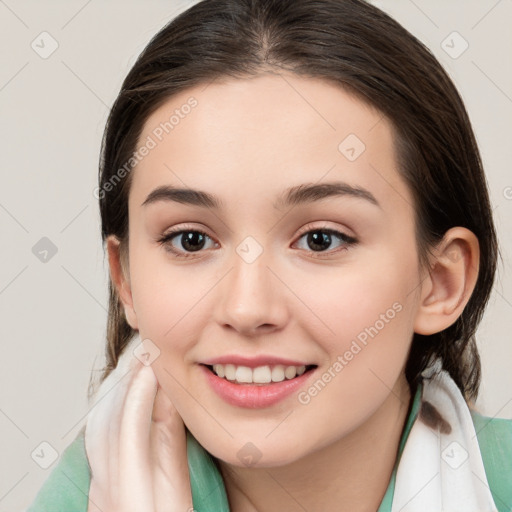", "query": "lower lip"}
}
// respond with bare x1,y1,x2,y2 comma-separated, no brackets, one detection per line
200,364,316,409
